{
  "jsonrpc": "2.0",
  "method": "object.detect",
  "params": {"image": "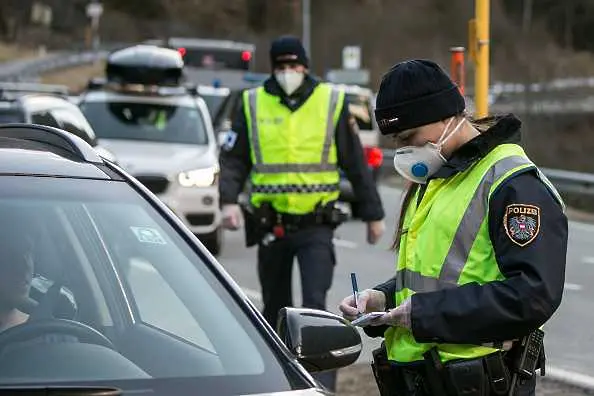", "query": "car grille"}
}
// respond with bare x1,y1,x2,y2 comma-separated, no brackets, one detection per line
186,214,215,226
135,175,169,195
